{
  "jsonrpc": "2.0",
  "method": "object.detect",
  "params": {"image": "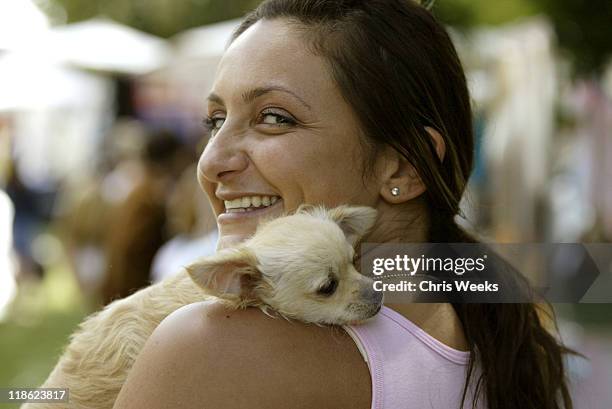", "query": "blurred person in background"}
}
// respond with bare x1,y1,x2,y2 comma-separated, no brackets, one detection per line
101,129,194,304
4,162,54,280
58,119,148,303
150,163,218,283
